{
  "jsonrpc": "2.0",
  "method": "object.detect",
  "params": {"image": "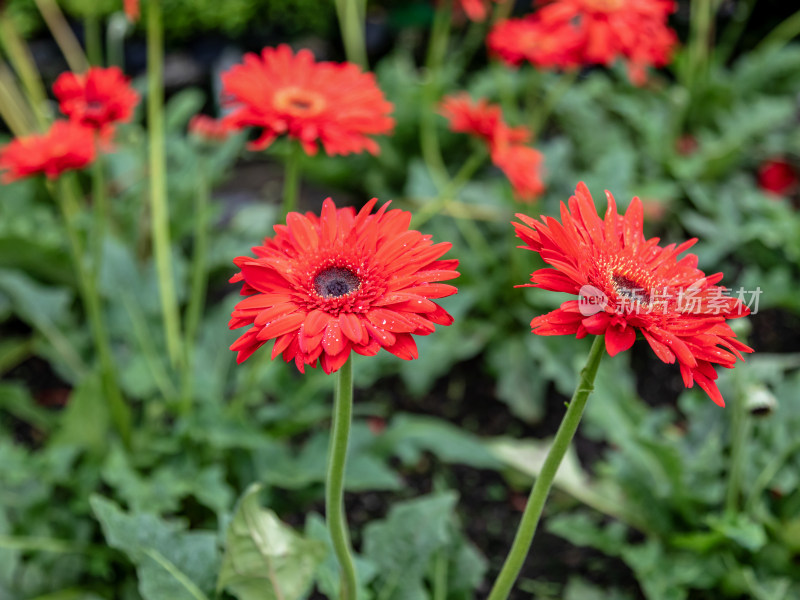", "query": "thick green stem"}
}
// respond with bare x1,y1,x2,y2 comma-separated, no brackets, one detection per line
281,143,302,218
56,176,131,447
334,0,368,69
487,335,606,600
326,358,358,600
84,13,103,66
147,0,184,369
420,0,453,192
33,0,89,73
180,168,211,411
